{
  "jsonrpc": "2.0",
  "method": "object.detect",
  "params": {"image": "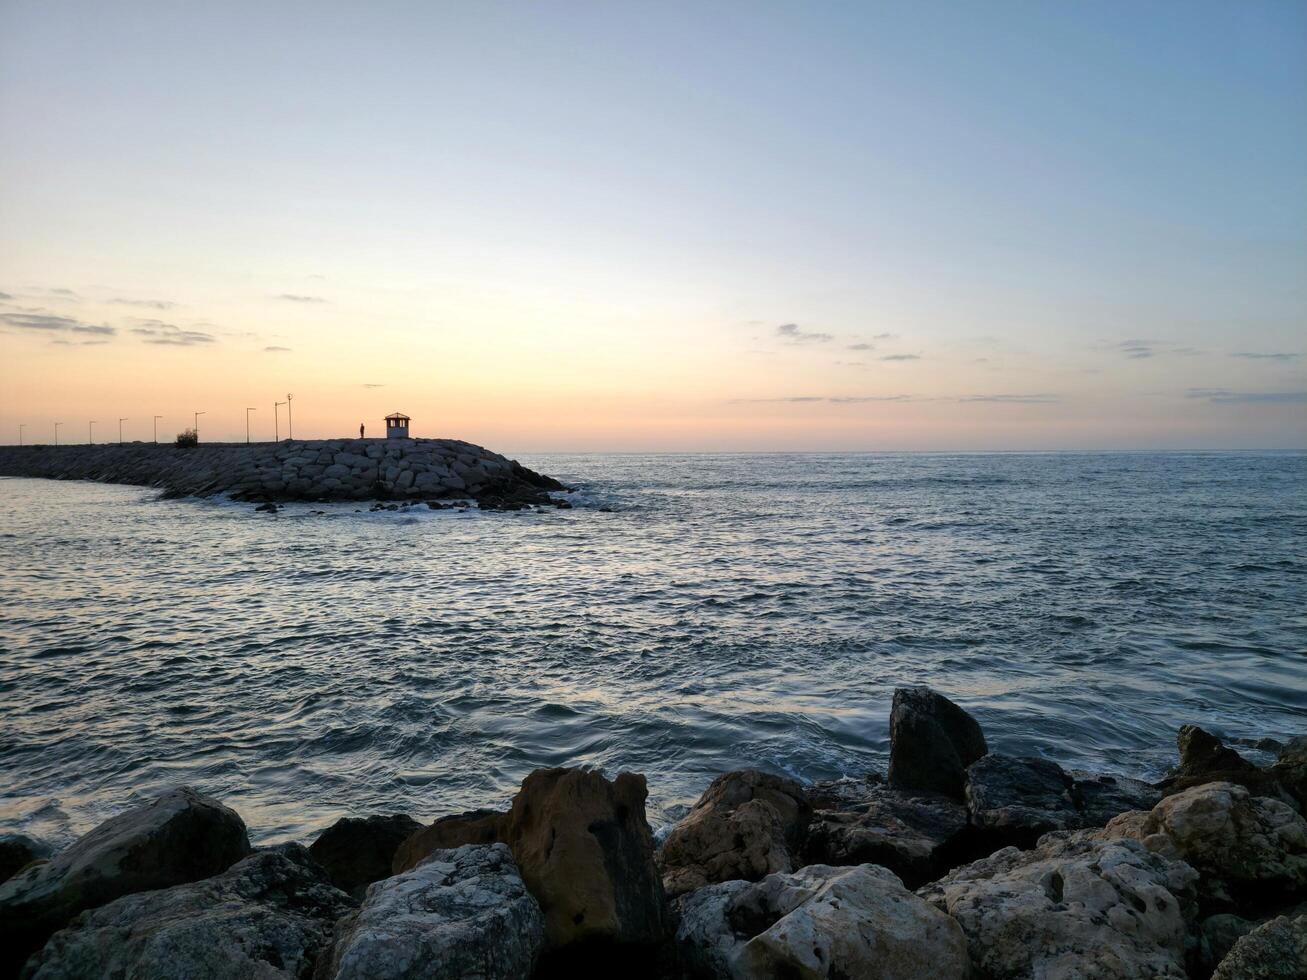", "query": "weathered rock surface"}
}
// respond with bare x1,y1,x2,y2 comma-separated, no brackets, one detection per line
1102,781,1307,913
919,831,1198,980
308,813,423,899
0,787,250,976
1069,769,1163,826
23,843,354,980
966,754,1080,847
0,439,567,504
1159,726,1295,805
507,767,666,949
391,808,507,875
659,770,811,897
1199,913,1259,976
0,834,53,884
1271,736,1307,813
887,686,987,799
316,843,544,980
1211,912,1307,980
676,862,969,980
802,777,969,888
